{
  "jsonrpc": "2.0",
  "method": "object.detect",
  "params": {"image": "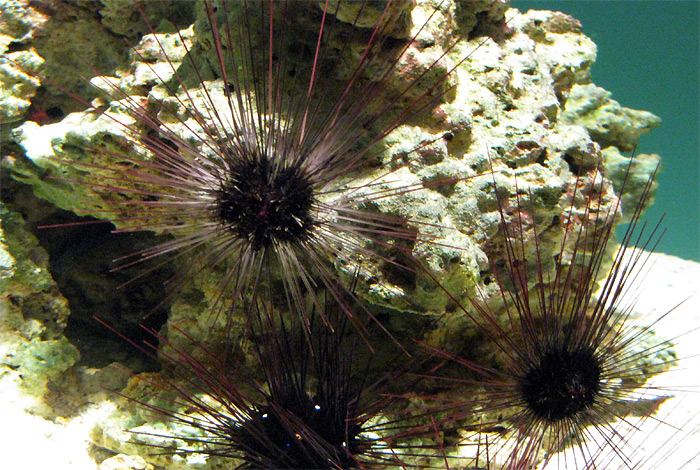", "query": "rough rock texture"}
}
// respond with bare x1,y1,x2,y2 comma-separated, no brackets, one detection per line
98,454,153,470
8,3,659,319
90,372,222,469
1,0,670,468
0,49,43,124
0,203,77,417
0,1,45,126
562,83,662,153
